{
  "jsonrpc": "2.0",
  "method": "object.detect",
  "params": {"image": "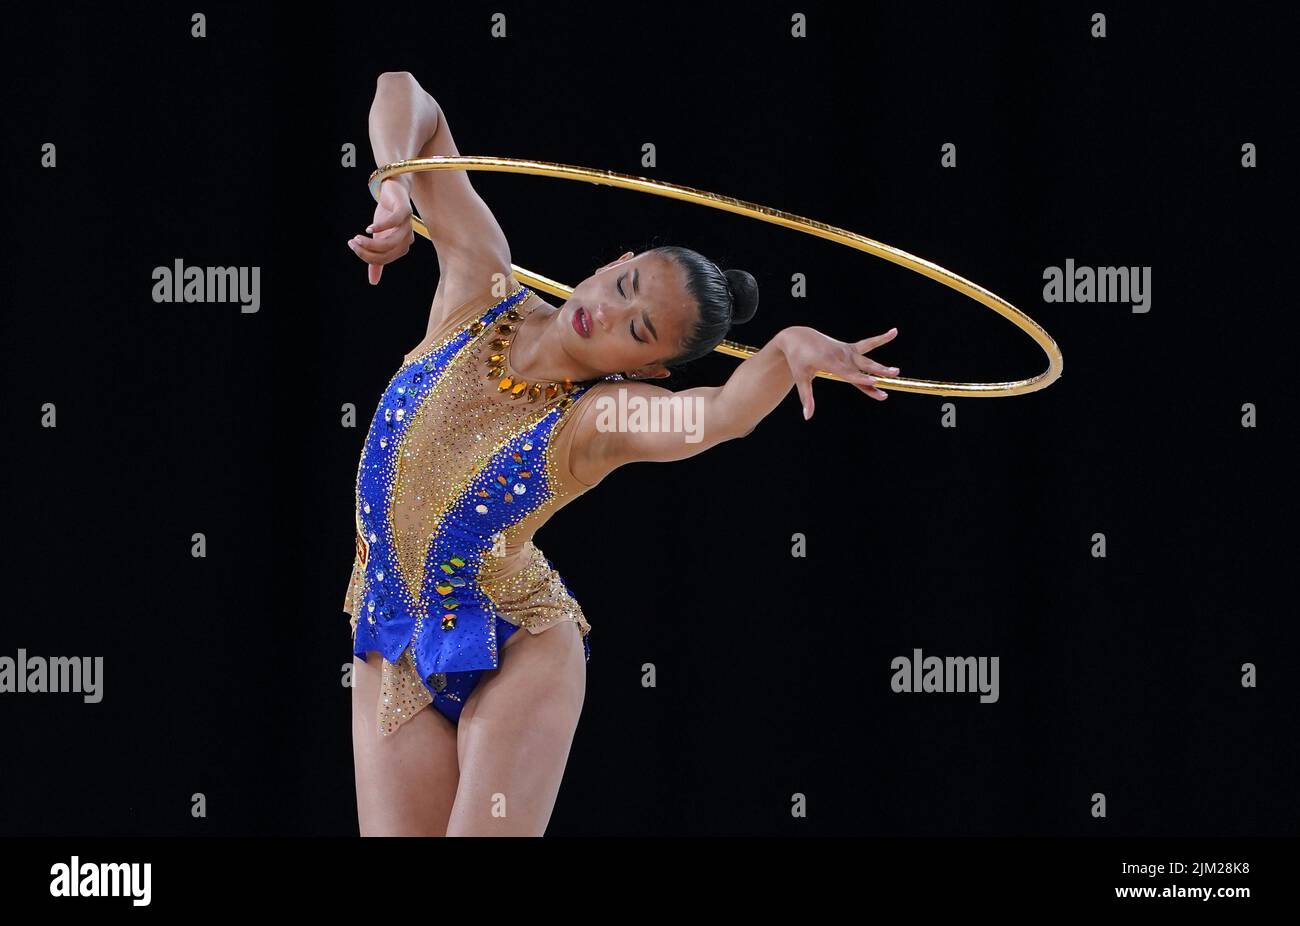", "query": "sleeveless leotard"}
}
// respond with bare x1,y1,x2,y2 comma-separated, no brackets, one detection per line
342,277,622,735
